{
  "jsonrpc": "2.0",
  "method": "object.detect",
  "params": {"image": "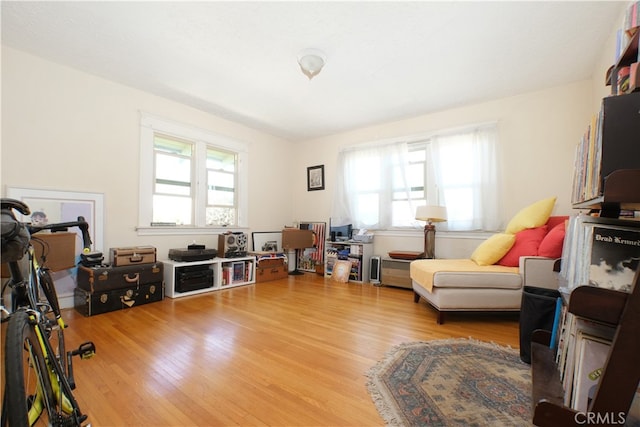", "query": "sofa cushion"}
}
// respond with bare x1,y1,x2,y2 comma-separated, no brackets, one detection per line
505,197,556,234
496,225,548,267
411,259,520,292
545,215,568,230
433,270,522,290
538,221,566,258
470,233,516,266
